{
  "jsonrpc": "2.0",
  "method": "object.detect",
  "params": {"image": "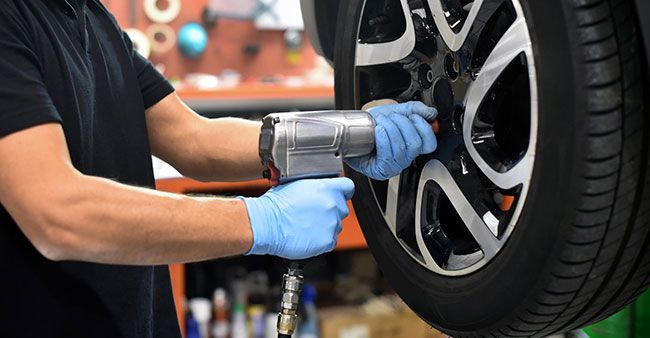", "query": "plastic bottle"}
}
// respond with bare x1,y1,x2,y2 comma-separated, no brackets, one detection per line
297,284,319,338
211,288,230,338
186,312,201,338
264,312,278,338
247,271,270,338
265,286,284,338
231,278,248,338
231,303,247,338
189,298,212,338
248,304,266,338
